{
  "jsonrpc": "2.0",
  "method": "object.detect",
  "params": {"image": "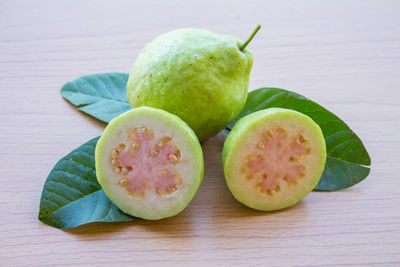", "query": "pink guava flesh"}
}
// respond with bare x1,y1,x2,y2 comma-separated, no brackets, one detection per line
242,127,310,194
111,127,182,198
